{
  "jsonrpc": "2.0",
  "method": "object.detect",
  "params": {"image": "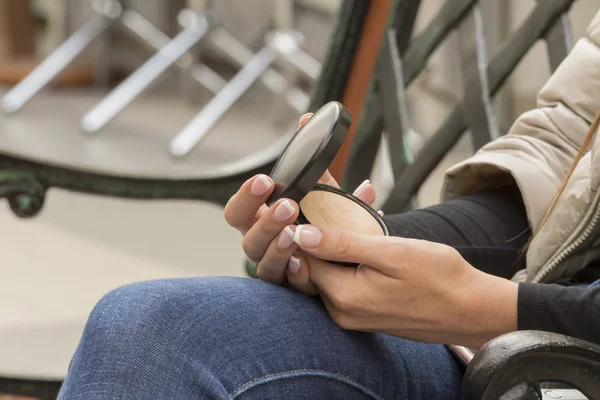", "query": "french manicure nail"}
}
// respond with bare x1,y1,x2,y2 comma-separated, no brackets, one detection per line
251,175,272,196
298,113,310,129
288,256,301,273
353,179,370,195
293,225,322,248
378,210,384,216
278,226,295,249
299,113,312,127
274,200,296,222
